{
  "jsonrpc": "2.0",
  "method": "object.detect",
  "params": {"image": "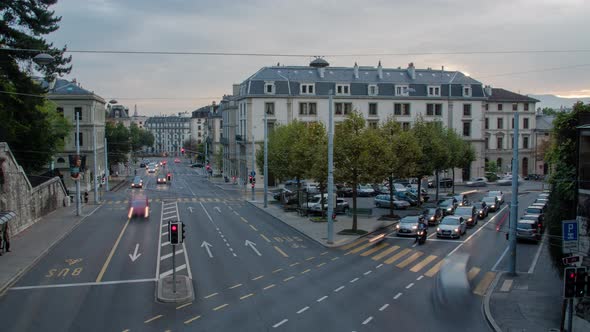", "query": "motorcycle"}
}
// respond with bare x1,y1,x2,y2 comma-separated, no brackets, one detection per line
416,229,427,245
